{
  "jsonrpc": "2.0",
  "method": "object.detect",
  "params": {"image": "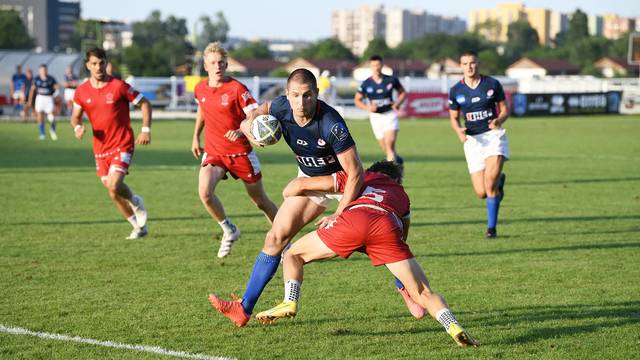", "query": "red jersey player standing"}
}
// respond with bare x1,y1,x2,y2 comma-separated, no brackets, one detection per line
70,47,151,240
191,42,278,258
254,161,479,348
